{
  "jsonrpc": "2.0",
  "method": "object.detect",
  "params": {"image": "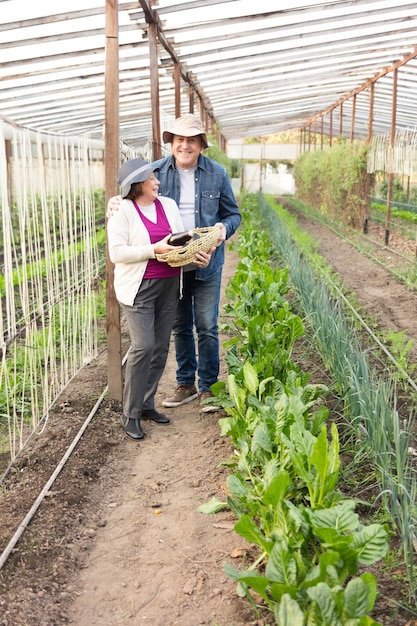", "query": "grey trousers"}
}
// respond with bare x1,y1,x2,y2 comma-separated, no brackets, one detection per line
121,276,179,420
